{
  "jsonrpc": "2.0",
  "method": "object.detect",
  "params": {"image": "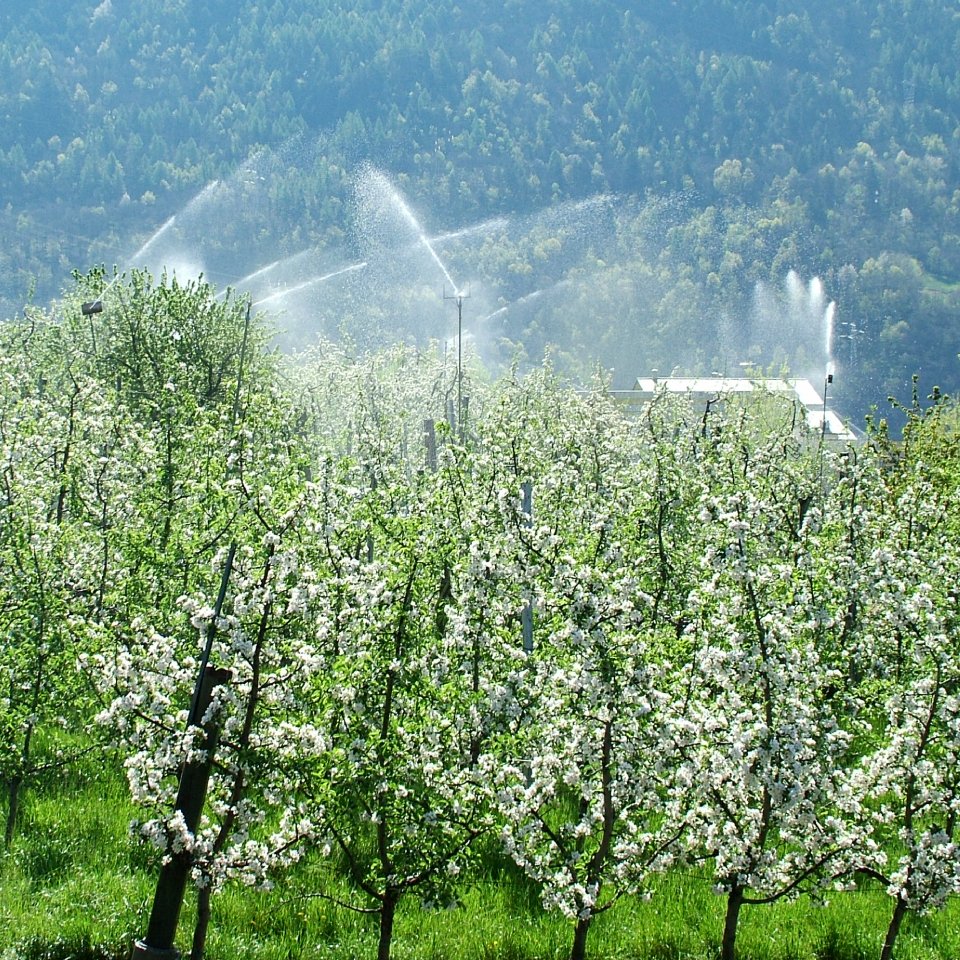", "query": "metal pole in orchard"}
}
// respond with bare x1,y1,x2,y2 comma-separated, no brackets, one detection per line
444,287,469,441
521,480,534,653
457,294,462,439
821,372,833,441
460,394,470,443
132,665,232,960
